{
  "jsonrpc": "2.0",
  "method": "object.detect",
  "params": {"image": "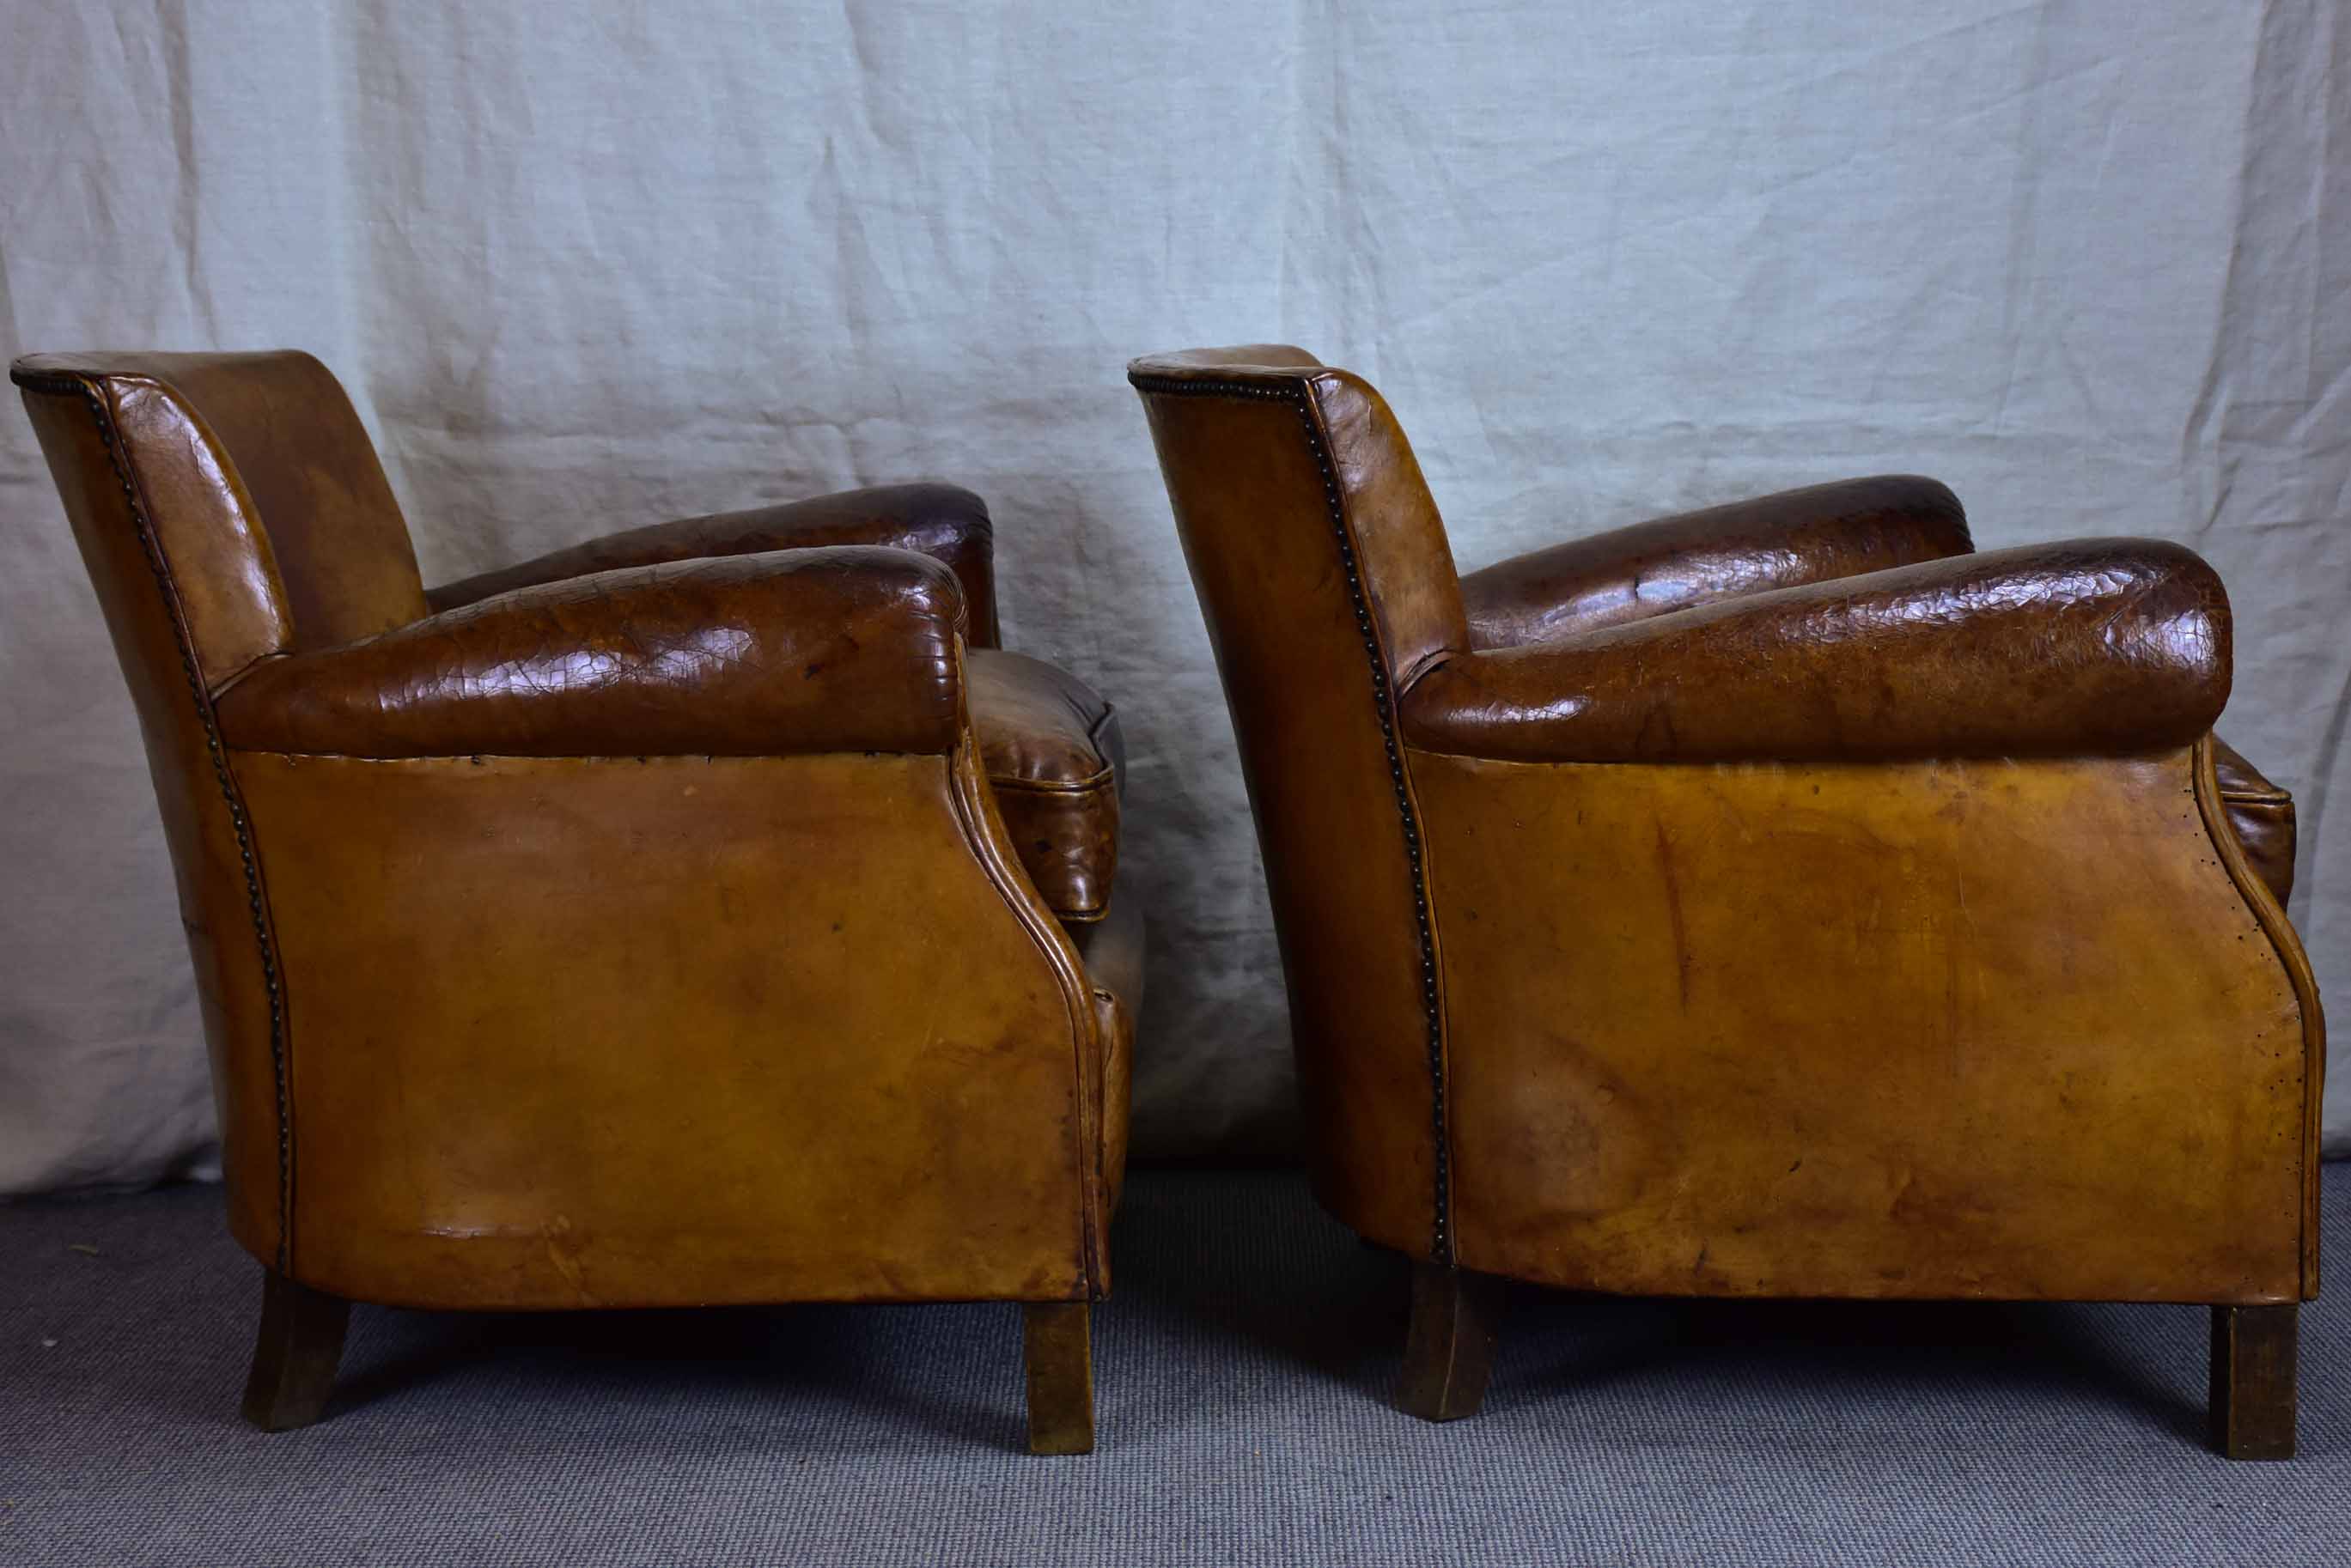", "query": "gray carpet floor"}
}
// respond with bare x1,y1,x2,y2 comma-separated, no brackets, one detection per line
2,1169,2345,1567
